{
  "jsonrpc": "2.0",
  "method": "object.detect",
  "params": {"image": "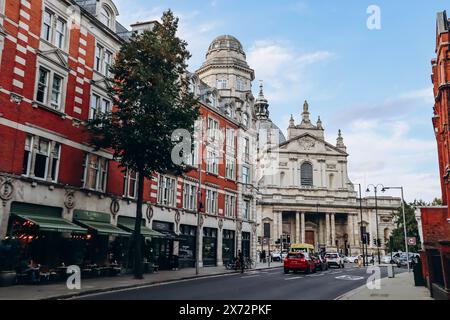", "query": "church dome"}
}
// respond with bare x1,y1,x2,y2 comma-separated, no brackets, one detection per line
207,35,245,57
259,120,287,145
